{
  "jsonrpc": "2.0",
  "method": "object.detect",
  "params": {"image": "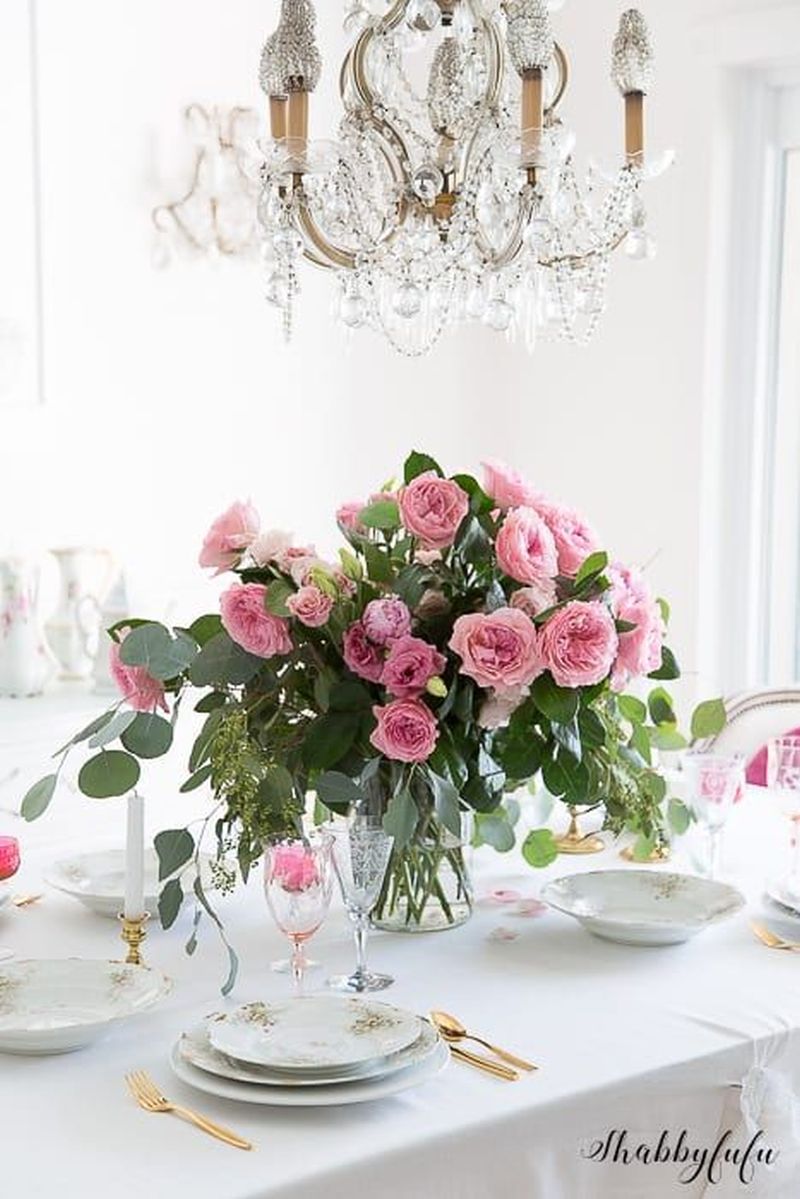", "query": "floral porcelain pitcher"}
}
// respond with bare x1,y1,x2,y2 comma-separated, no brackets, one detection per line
46,548,116,680
0,557,57,697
